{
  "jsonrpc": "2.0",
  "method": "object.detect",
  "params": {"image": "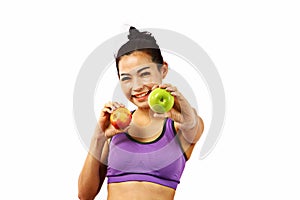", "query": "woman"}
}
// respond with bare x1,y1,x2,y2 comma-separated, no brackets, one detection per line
78,27,204,200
